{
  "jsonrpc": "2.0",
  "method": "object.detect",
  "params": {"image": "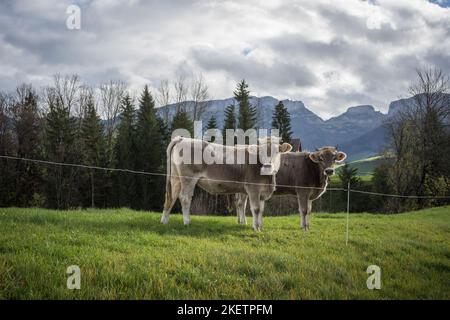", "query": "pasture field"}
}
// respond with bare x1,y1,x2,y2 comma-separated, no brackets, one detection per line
0,206,449,299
